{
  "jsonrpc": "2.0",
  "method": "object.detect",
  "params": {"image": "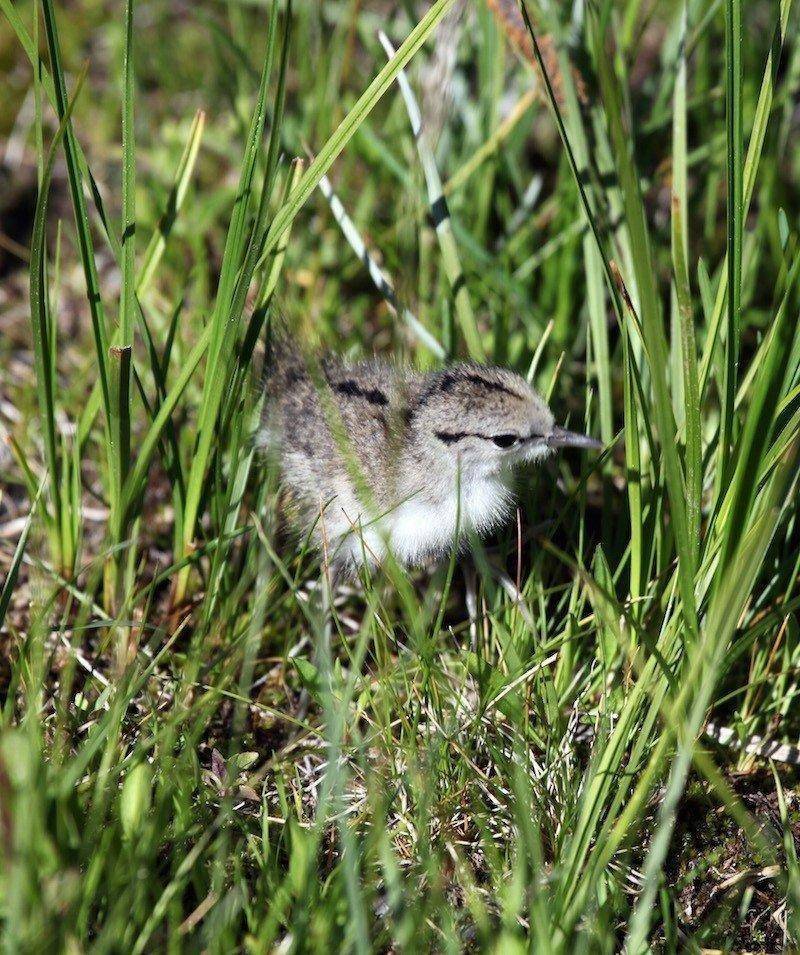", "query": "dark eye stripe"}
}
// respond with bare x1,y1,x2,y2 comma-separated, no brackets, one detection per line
435,431,522,447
